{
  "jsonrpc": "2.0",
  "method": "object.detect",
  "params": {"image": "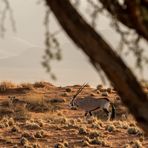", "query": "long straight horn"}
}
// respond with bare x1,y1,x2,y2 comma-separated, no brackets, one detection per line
70,83,88,106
